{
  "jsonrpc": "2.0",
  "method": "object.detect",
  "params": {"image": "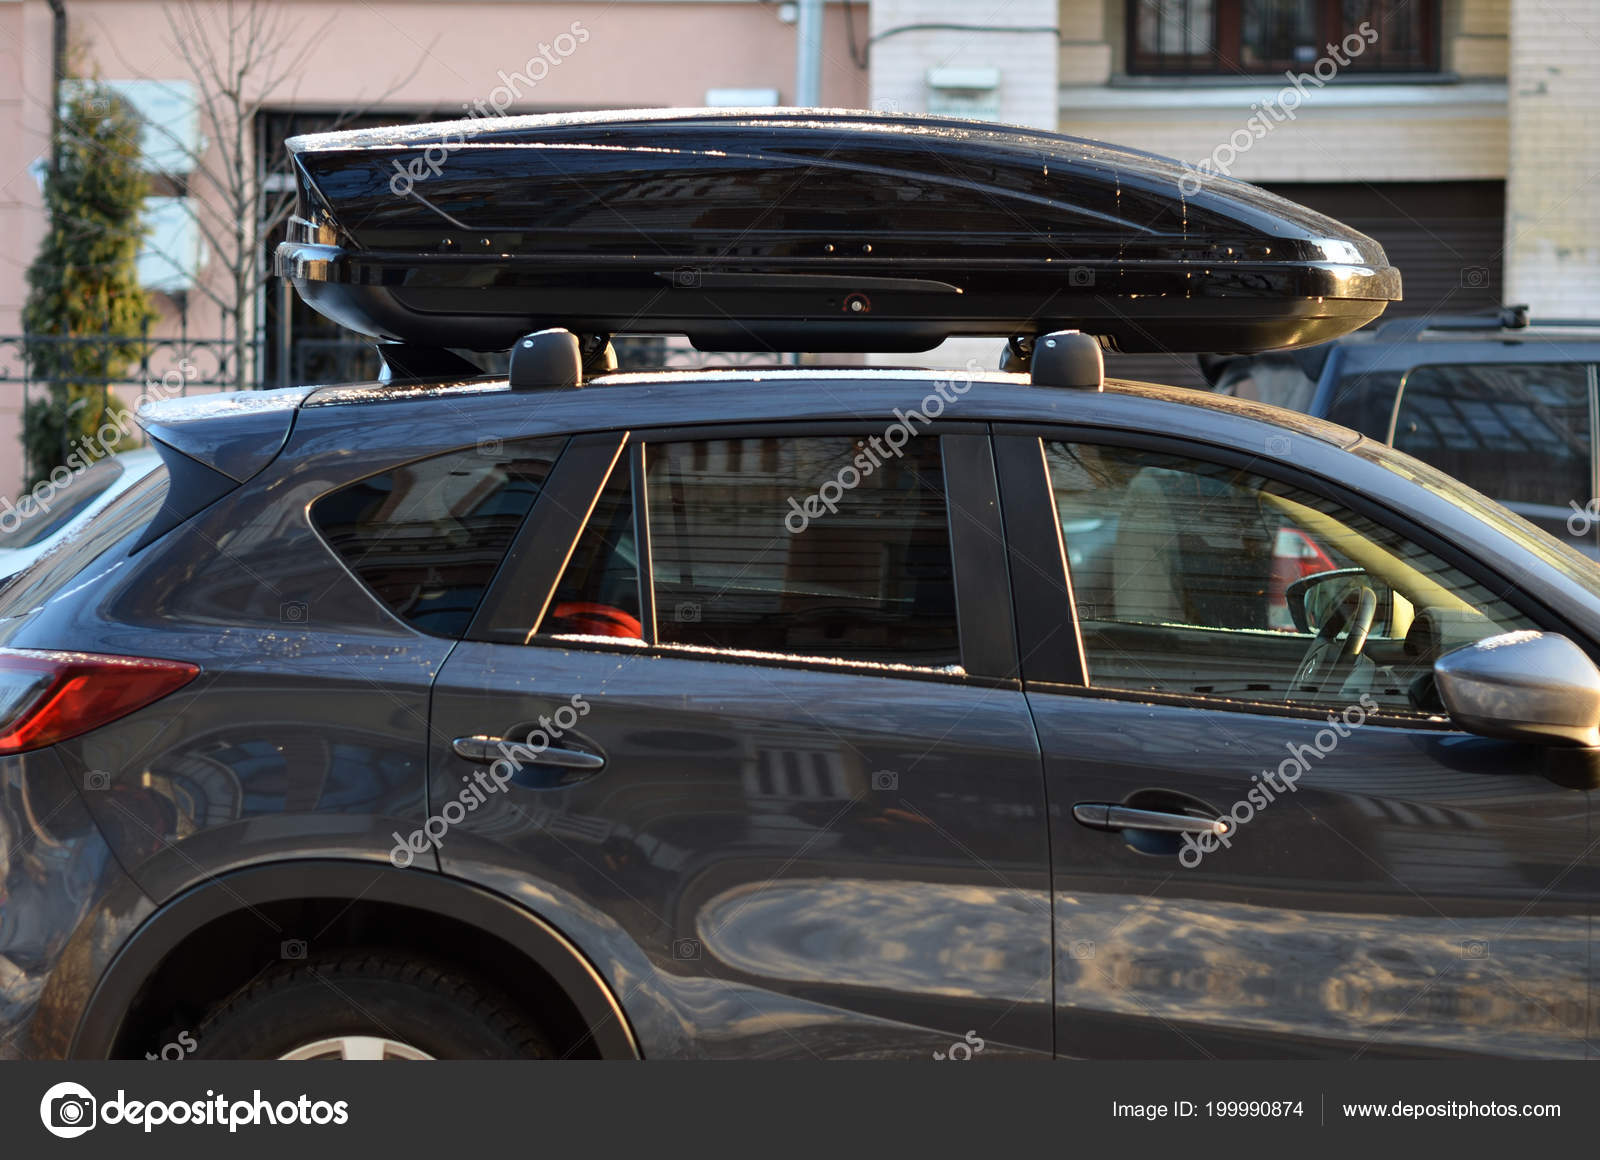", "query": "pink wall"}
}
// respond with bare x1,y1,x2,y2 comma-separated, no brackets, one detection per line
0,0,870,500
